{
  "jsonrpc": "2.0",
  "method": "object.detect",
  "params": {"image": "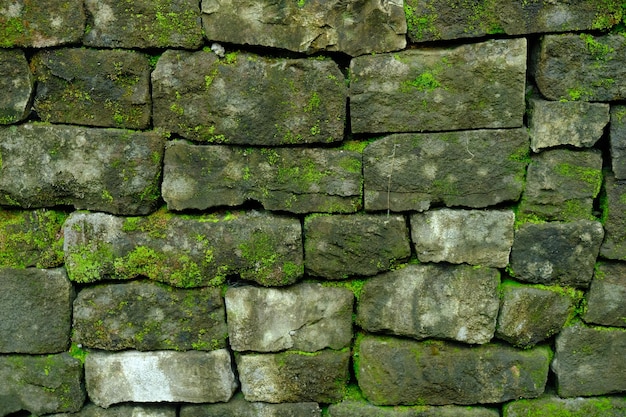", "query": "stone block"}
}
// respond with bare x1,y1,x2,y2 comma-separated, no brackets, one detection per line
0,49,32,125
584,263,626,327
356,264,500,345
363,129,529,212
329,399,500,417
410,209,514,268
163,141,362,213
49,402,177,417
304,214,411,279
610,105,626,180
504,395,626,417
181,394,322,417
85,349,237,408
600,174,626,260
350,38,526,133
